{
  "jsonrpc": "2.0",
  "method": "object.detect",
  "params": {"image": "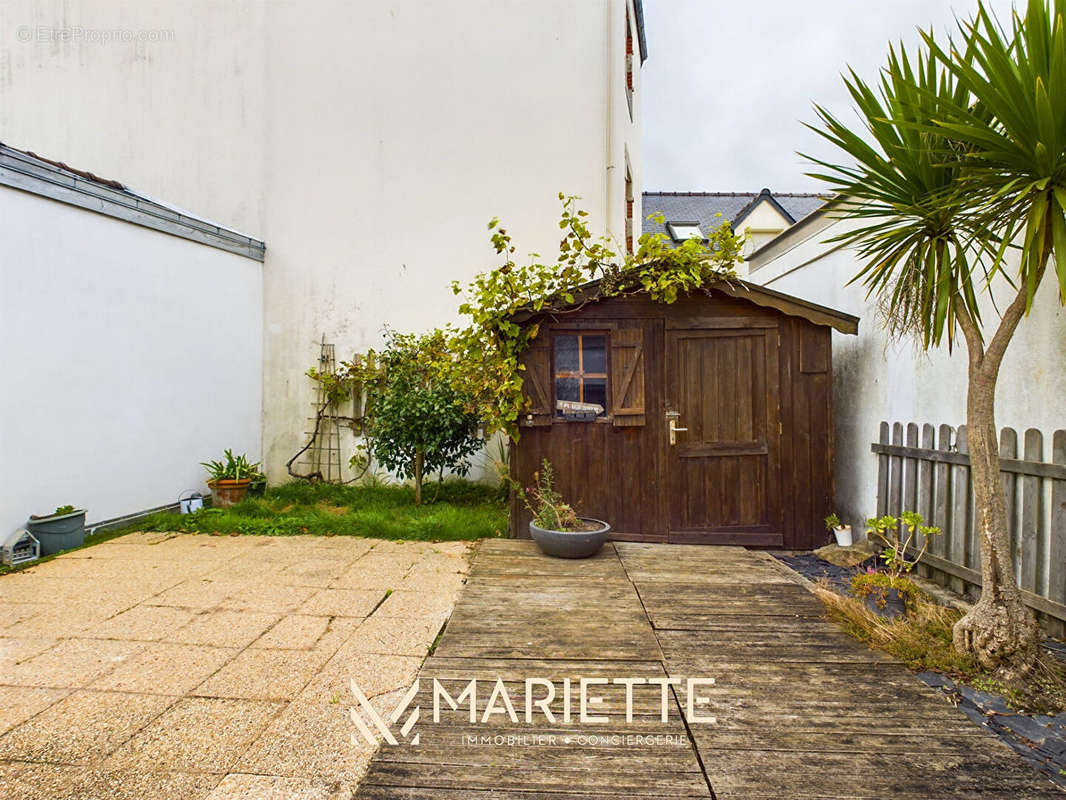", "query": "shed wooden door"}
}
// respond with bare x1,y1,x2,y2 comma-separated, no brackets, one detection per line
665,326,783,545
